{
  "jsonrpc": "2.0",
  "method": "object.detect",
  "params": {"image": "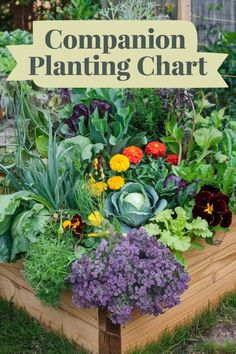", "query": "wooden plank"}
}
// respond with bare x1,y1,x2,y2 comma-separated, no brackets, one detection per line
1,217,236,354
98,309,121,354
121,218,236,353
121,268,236,353
123,237,236,335
0,272,99,354
186,215,236,268
0,261,99,330
178,0,191,21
